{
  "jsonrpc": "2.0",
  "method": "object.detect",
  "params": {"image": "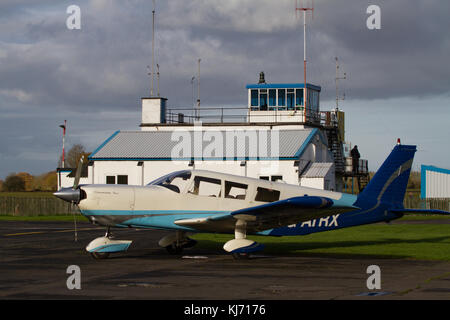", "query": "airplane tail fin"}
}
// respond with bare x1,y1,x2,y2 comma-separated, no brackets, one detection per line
354,144,416,209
